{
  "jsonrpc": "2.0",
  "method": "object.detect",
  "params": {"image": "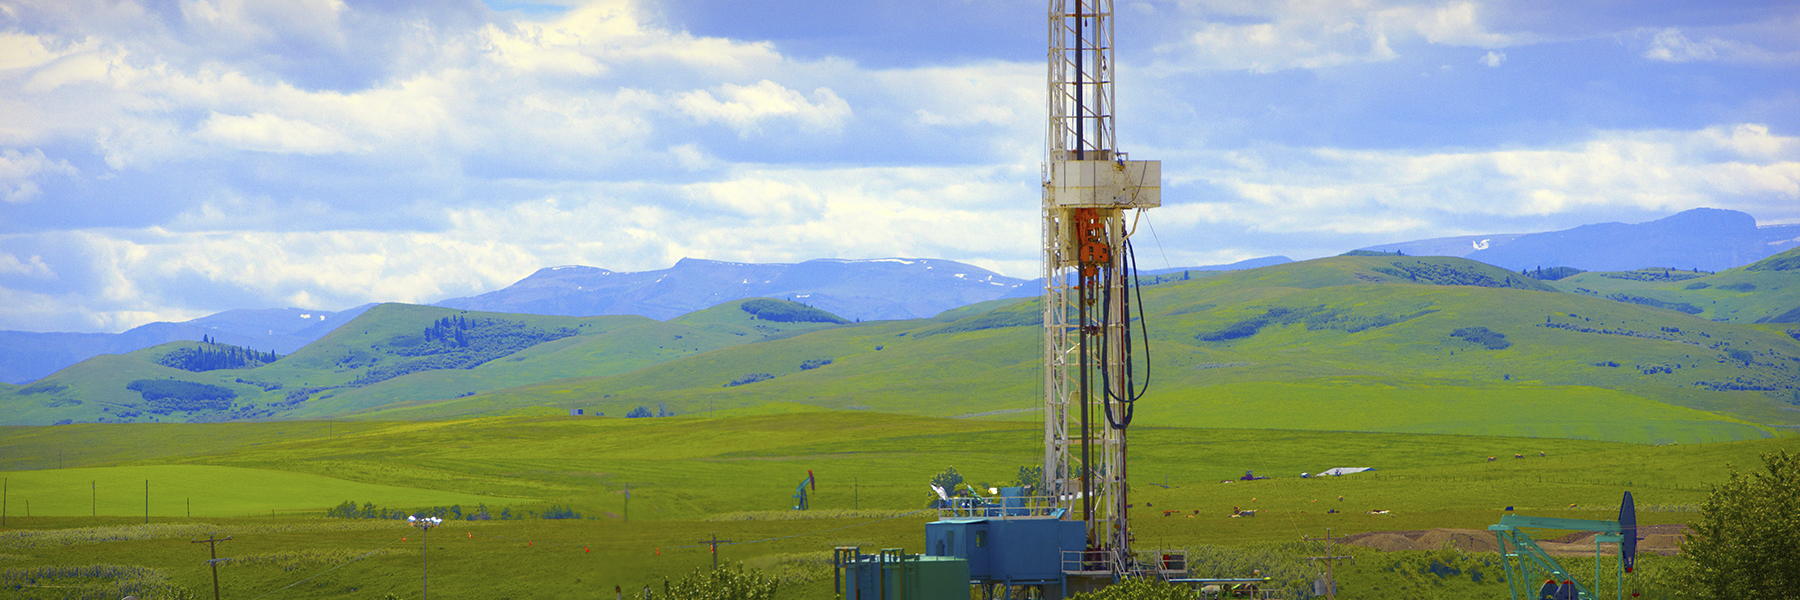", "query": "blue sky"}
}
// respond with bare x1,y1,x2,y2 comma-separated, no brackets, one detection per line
0,0,1796,332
